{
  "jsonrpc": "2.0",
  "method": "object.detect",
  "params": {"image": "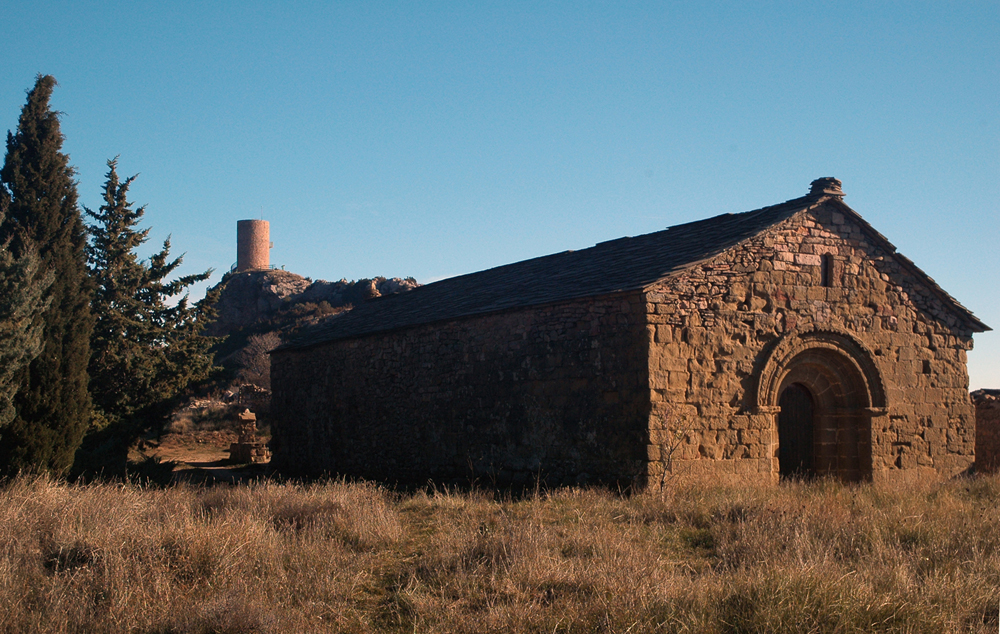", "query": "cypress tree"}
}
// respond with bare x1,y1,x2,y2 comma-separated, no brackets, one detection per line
0,75,93,474
86,158,216,430
0,188,51,427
